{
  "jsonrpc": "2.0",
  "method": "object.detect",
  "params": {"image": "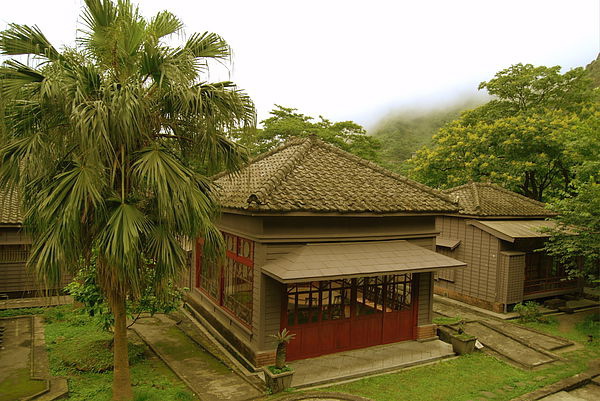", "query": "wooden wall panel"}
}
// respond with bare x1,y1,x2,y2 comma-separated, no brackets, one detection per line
434,216,501,303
